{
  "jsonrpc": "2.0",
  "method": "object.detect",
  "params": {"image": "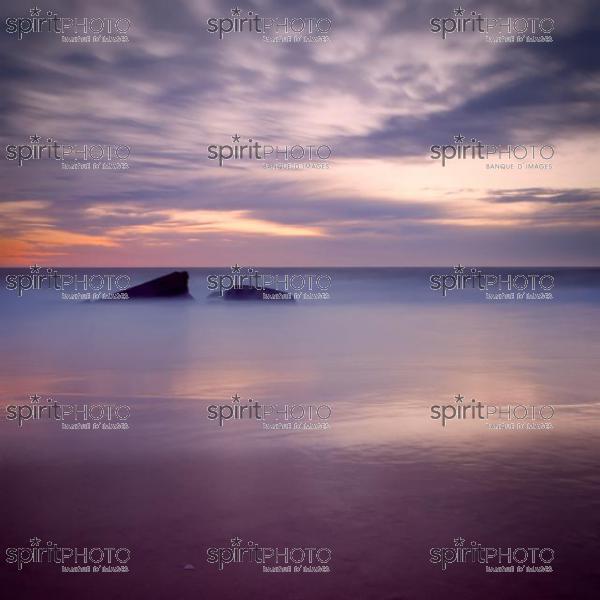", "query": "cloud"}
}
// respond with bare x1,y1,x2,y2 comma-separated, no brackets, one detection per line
108,207,326,238
0,0,598,265
487,188,600,204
